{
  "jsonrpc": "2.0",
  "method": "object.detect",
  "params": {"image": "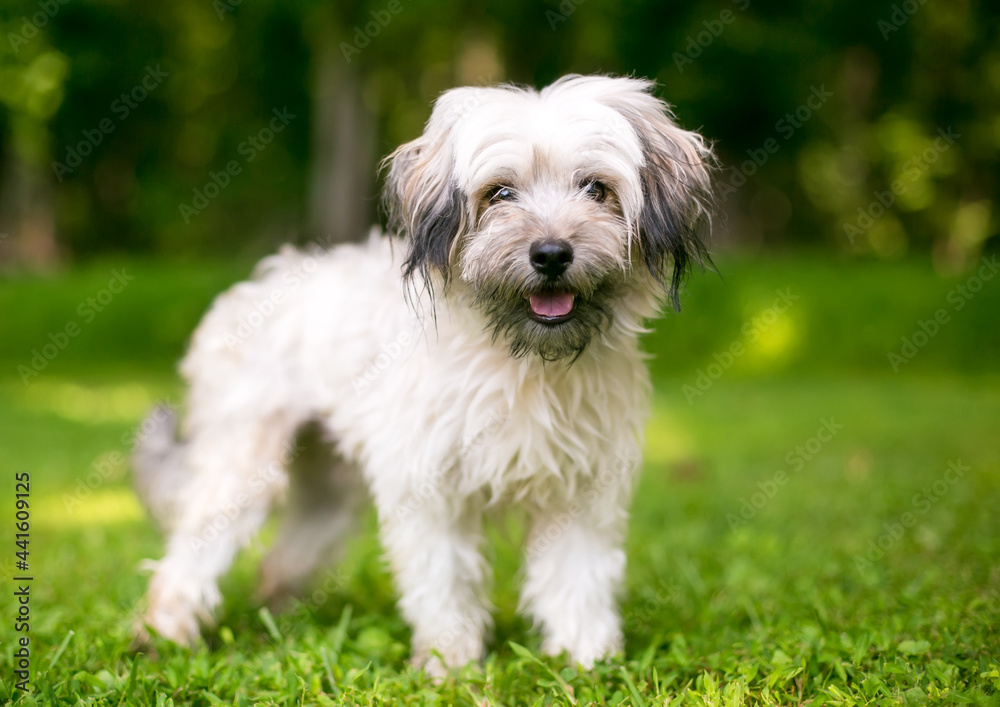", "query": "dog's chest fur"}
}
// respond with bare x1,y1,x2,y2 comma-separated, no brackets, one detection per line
421,330,651,507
